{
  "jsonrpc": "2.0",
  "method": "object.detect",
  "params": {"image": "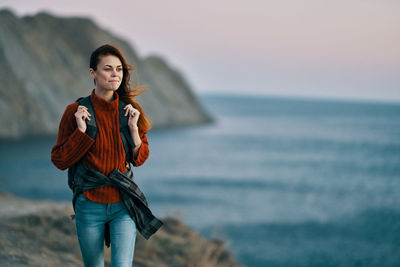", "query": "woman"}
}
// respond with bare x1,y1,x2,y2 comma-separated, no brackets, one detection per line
51,44,161,267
